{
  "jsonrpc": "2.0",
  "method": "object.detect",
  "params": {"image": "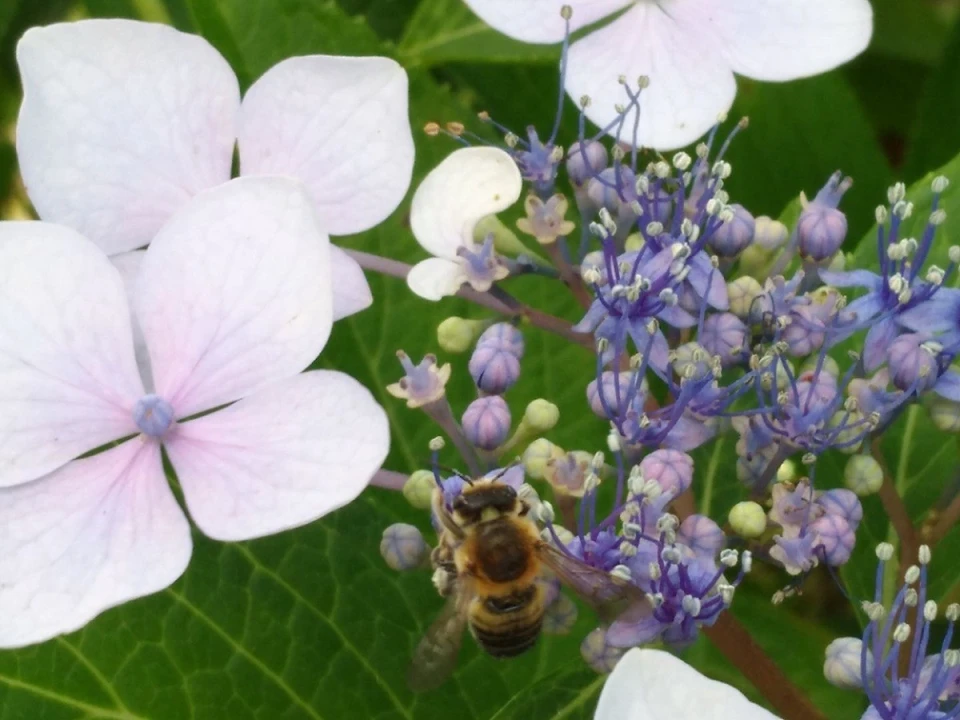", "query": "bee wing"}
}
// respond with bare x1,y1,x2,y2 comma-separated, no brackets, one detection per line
407,577,474,692
537,541,651,624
